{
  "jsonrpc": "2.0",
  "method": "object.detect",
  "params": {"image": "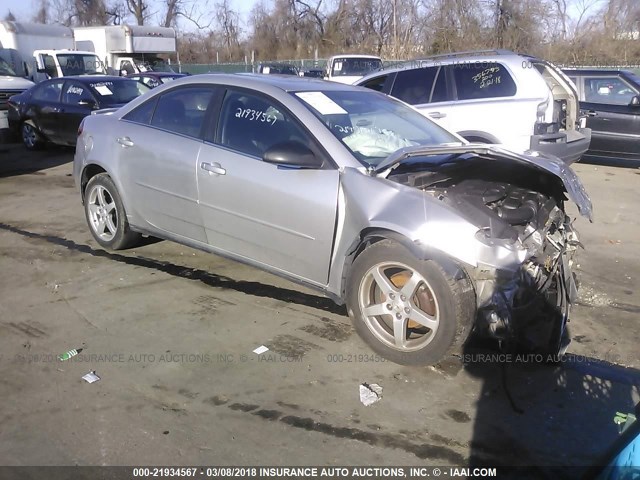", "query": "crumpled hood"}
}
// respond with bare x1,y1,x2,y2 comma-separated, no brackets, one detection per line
375,144,593,222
